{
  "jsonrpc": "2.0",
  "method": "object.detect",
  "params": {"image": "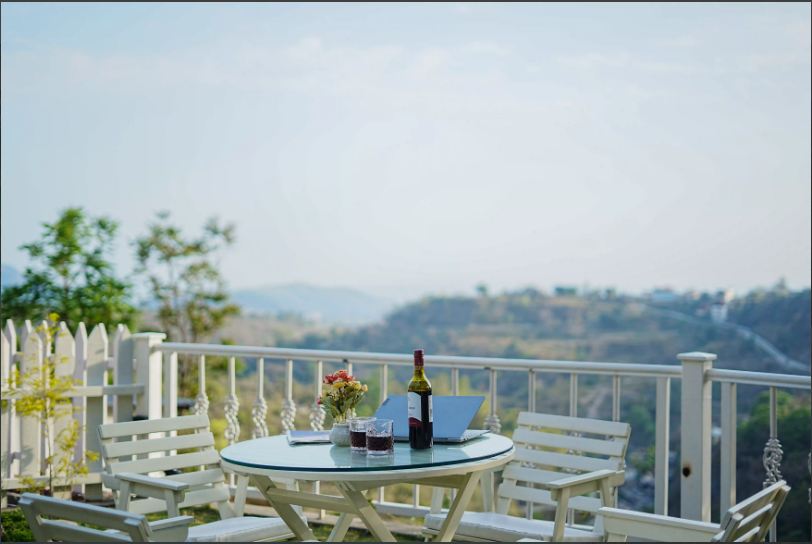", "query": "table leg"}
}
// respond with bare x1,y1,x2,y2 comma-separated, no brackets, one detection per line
328,513,354,542
433,471,481,542
336,482,397,542
249,475,317,541
233,475,249,516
